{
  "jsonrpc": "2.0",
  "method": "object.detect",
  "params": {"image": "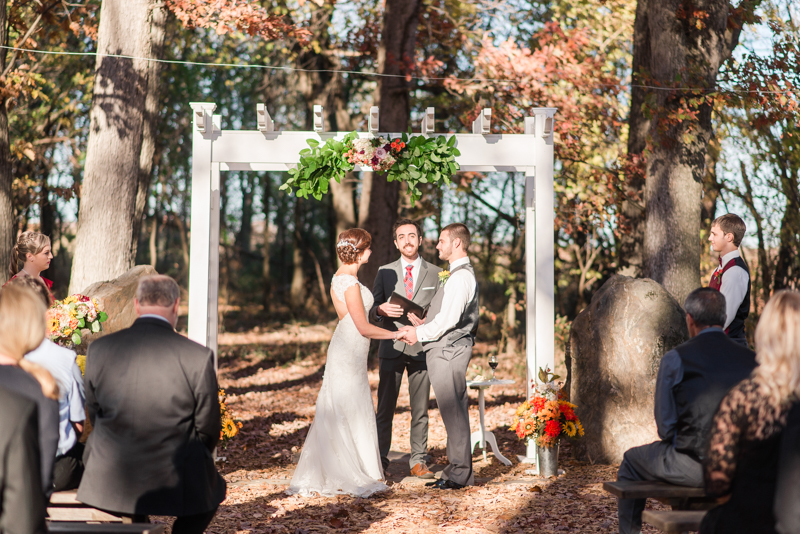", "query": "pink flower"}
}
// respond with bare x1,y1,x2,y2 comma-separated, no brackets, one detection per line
375,148,386,158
